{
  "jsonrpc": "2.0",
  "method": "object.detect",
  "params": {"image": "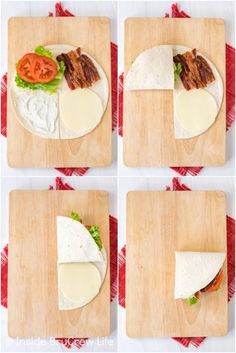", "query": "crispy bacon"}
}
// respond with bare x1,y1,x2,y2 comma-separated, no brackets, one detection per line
57,47,100,90
174,48,215,90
